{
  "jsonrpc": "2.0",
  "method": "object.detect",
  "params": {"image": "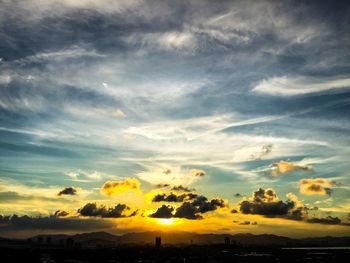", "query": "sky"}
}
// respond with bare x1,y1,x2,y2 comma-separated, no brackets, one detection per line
0,0,350,238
